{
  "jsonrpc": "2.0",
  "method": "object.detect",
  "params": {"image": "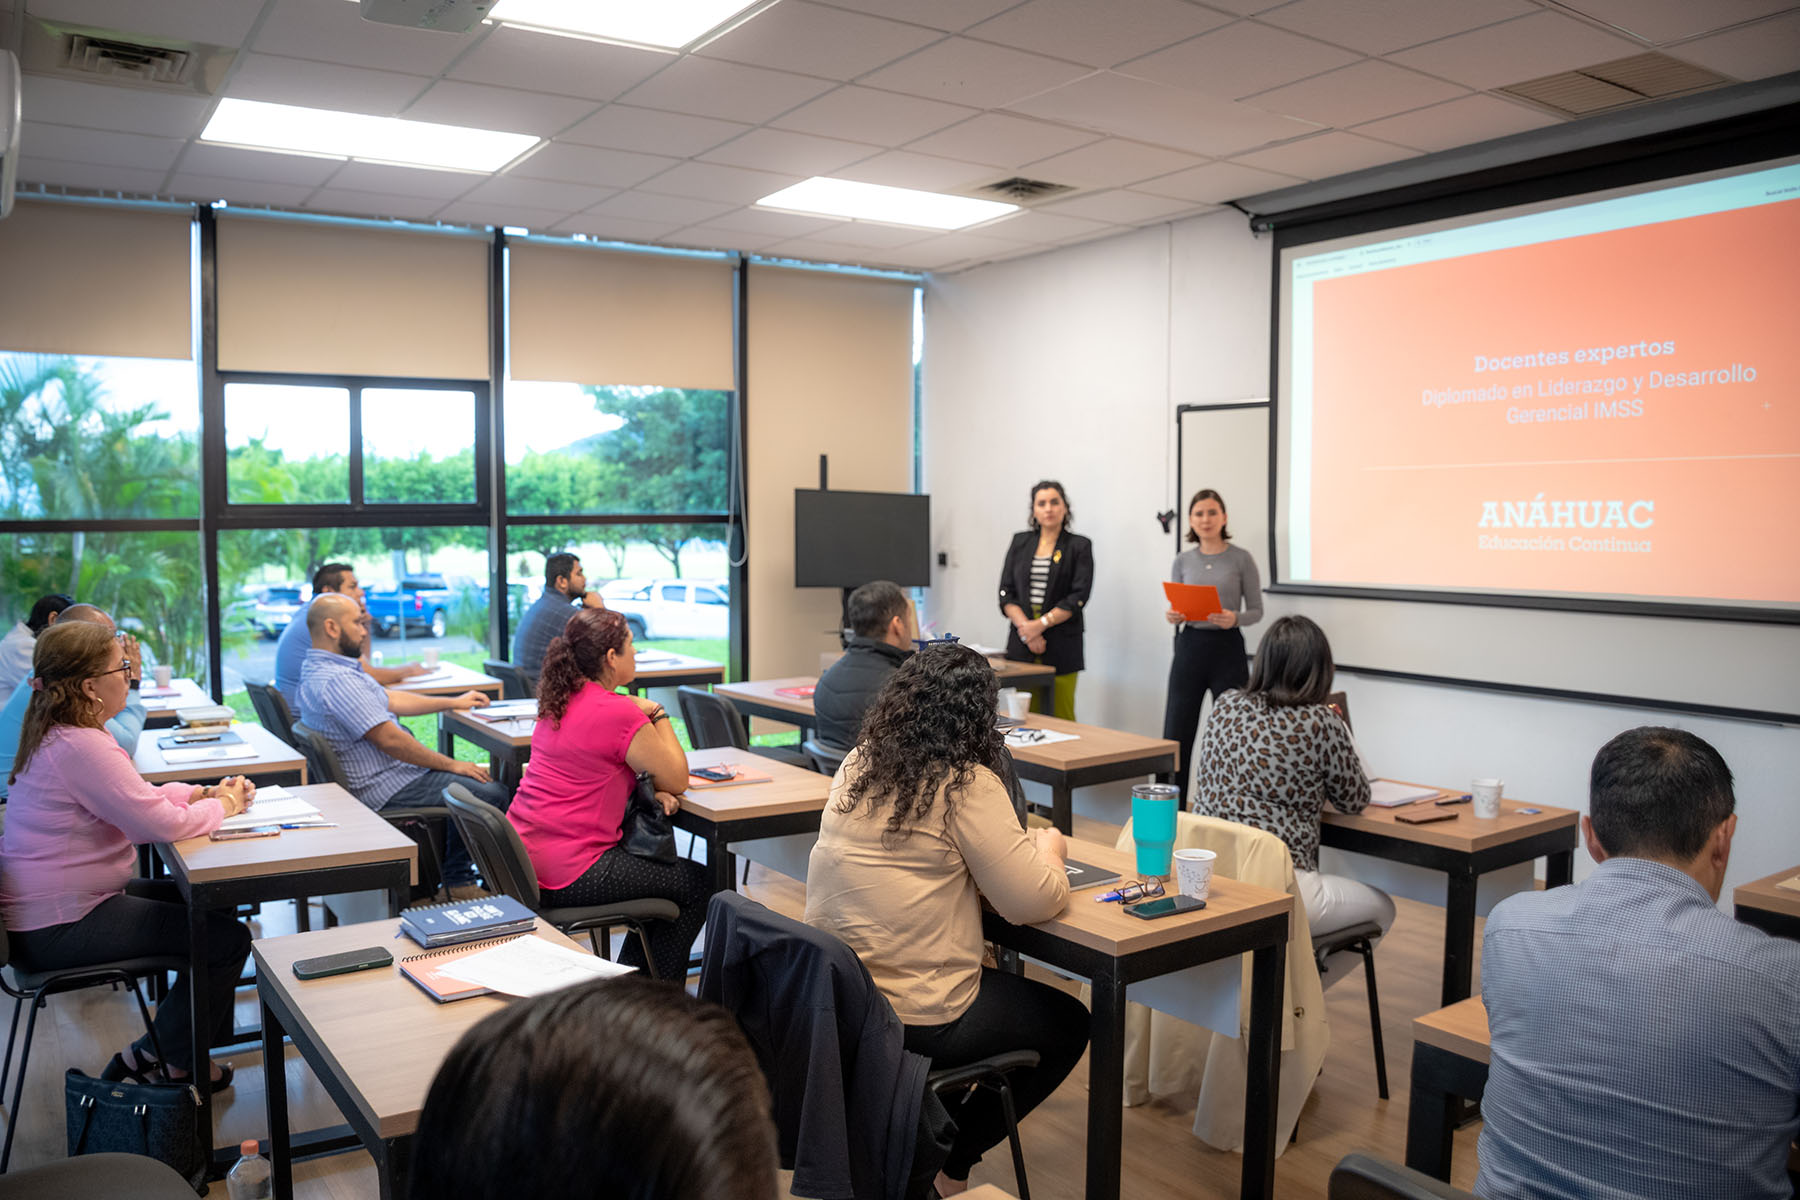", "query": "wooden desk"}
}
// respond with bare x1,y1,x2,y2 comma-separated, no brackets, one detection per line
388,661,502,698
711,676,819,735
134,721,308,787
1406,998,1490,1181
157,784,417,1170
1320,793,1578,1007
1734,865,1800,942
962,1187,1018,1200
982,838,1292,1200
629,650,726,693
255,919,584,1200
439,707,534,772
139,677,213,728
675,747,832,893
